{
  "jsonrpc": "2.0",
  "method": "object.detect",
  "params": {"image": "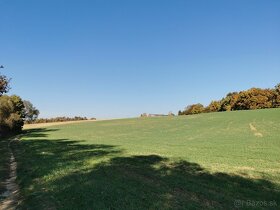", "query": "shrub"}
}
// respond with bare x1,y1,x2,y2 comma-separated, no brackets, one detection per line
0,95,25,136
181,104,205,115
23,100,40,122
